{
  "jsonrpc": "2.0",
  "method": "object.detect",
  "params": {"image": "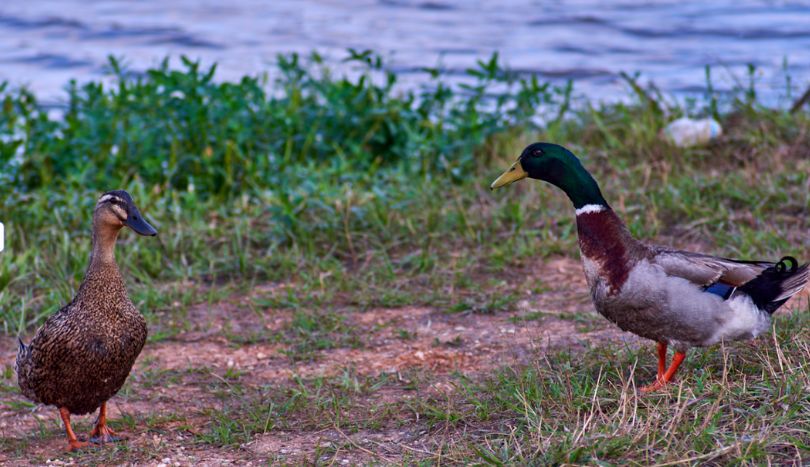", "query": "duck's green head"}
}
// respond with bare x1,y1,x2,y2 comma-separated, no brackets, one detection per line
490,142,607,209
